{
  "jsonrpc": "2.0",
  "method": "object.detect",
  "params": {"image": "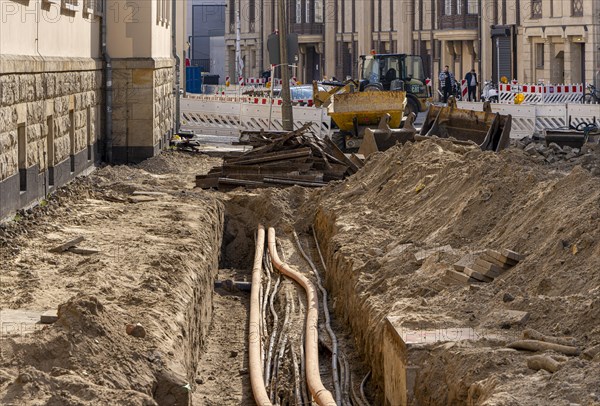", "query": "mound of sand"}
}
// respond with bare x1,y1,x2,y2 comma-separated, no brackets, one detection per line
312,140,600,404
